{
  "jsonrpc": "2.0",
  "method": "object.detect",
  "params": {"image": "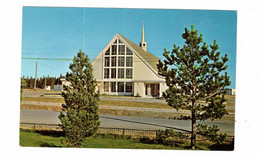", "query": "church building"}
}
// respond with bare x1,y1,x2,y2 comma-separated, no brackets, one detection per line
92,23,168,98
